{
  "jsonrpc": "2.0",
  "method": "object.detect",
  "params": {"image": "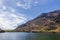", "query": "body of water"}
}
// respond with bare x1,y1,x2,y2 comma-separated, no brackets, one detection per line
0,32,60,40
